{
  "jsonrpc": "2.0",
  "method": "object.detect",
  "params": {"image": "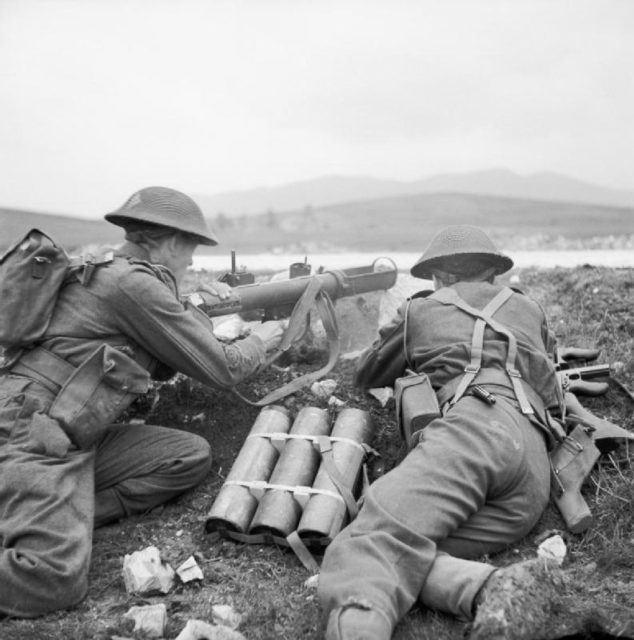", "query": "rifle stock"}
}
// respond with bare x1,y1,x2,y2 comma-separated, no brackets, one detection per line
556,363,610,396
551,391,634,533
186,259,398,321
